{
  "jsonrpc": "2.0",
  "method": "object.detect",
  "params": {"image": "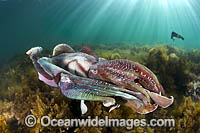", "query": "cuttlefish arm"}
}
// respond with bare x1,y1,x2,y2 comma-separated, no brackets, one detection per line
146,90,174,108
59,73,158,114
